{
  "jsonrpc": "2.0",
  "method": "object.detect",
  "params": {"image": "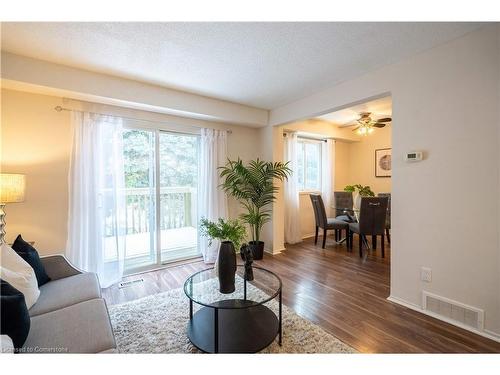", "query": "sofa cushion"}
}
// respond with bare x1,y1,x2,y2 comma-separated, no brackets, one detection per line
12,235,51,286
23,298,116,353
1,279,31,349
29,273,101,317
1,244,40,309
